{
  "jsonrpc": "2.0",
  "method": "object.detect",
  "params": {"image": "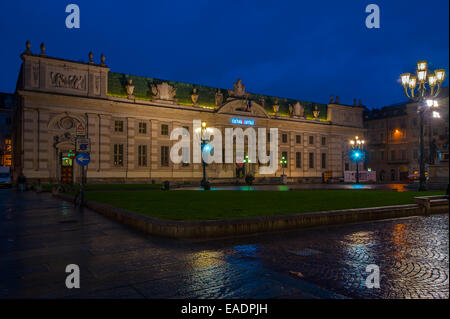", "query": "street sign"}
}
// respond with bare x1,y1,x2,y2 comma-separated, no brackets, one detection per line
76,137,91,152
75,153,90,166
76,122,86,136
